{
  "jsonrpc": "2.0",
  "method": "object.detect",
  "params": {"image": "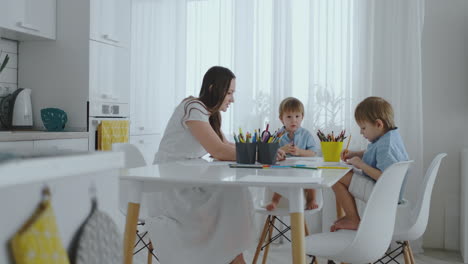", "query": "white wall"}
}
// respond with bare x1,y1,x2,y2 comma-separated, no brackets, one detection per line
0,38,18,97
422,0,468,250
